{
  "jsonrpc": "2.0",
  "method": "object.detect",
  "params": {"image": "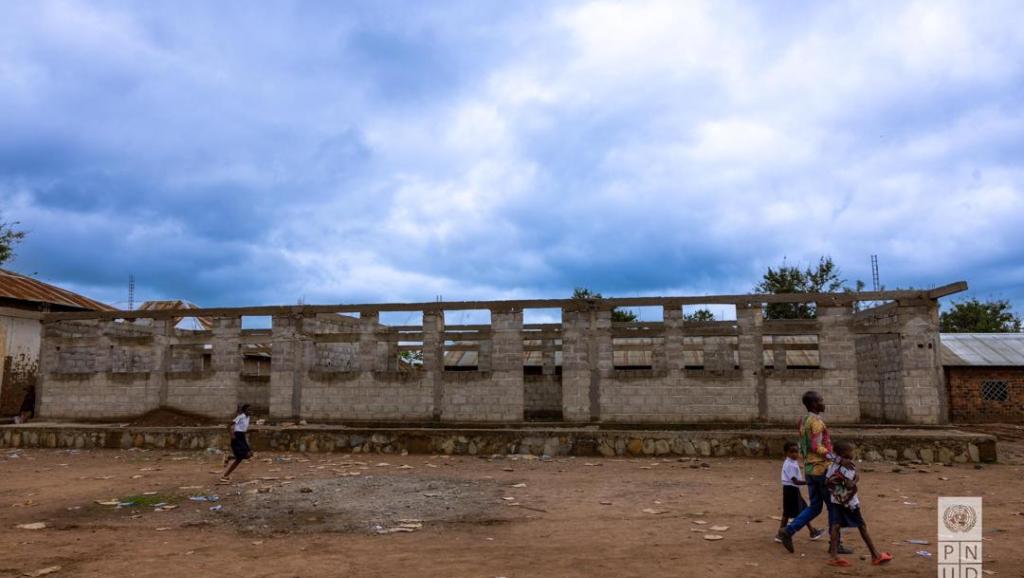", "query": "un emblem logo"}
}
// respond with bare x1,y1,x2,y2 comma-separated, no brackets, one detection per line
943,504,978,533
